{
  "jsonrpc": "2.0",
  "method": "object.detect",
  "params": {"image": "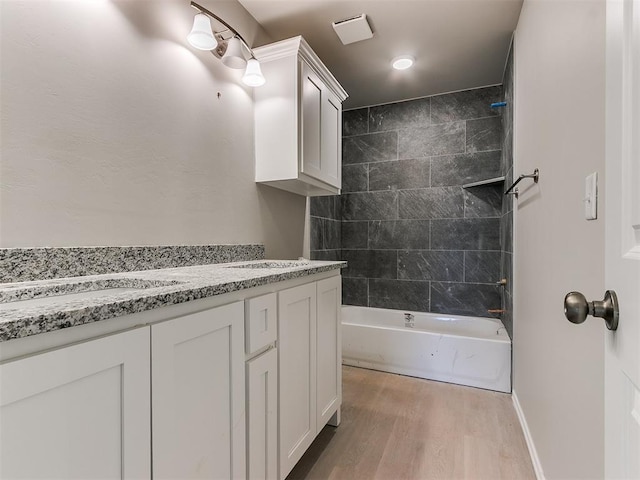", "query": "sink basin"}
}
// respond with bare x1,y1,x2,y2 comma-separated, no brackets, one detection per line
225,260,311,269
0,278,181,310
